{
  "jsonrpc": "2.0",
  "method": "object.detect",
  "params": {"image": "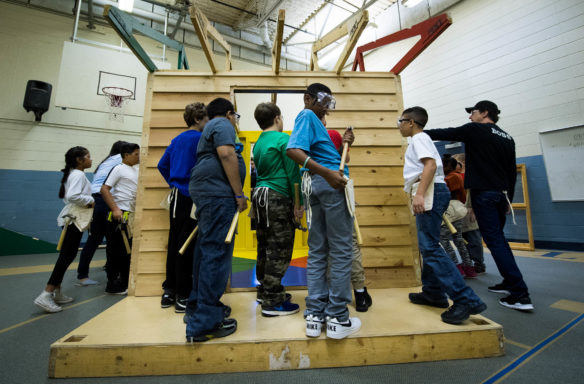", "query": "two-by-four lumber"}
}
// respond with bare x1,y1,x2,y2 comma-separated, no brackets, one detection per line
189,6,232,73
311,10,369,74
272,9,285,74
